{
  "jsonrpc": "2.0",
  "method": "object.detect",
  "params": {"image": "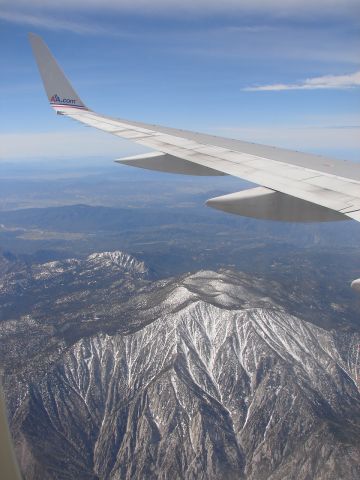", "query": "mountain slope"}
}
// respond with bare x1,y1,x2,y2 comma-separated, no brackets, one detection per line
1,260,358,480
